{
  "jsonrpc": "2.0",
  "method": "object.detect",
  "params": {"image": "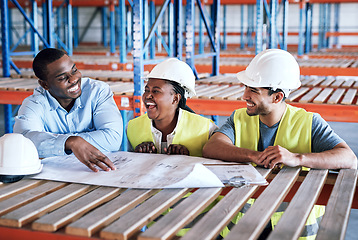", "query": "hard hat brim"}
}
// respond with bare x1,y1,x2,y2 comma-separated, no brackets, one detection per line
237,70,263,88
0,163,43,176
237,70,301,90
